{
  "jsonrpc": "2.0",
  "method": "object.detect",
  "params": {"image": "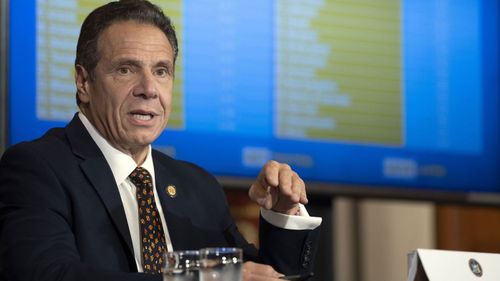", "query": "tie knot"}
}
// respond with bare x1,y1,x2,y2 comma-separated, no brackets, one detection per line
129,167,153,190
